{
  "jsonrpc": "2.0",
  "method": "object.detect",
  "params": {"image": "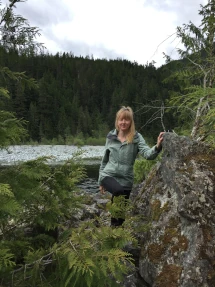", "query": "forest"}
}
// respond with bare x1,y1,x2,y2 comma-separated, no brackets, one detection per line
1,2,214,146
0,0,215,286
0,46,175,144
